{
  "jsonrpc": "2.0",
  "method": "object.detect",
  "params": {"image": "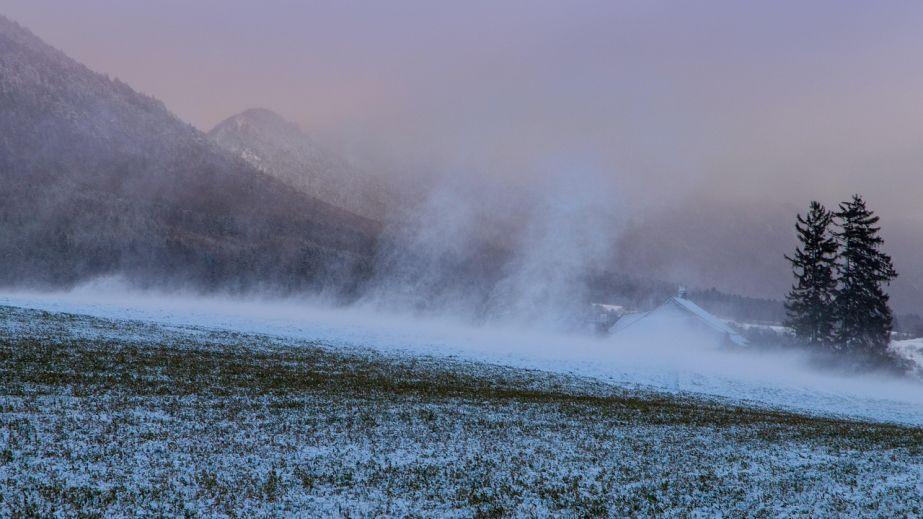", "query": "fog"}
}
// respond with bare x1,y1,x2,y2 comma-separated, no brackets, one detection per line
6,0,923,309
363,164,625,327
2,2,923,421
3,281,922,425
